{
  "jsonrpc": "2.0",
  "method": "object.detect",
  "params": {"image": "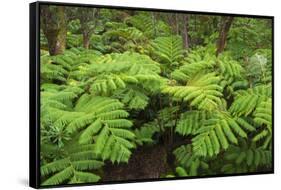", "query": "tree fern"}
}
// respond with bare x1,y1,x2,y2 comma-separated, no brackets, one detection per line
253,98,272,148
220,140,272,174
39,12,273,185
229,85,271,116
68,94,135,163
191,111,255,157
126,12,170,38
86,52,165,95
134,122,159,146
171,54,216,83
176,110,209,136
152,36,184,66
173,145,209,176
162,73,223,111
113,88,149,110
218,54,244,81
41,144,103,185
